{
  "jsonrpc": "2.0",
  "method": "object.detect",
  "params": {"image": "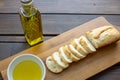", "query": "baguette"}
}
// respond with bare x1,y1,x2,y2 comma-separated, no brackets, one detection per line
64,45,80,62
71,39,89,56
59,46,73,63
78,36,96,53
46,56,63,73
52,52,69,69
86,26,120,48
46,25,120,73
68,44,86,59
